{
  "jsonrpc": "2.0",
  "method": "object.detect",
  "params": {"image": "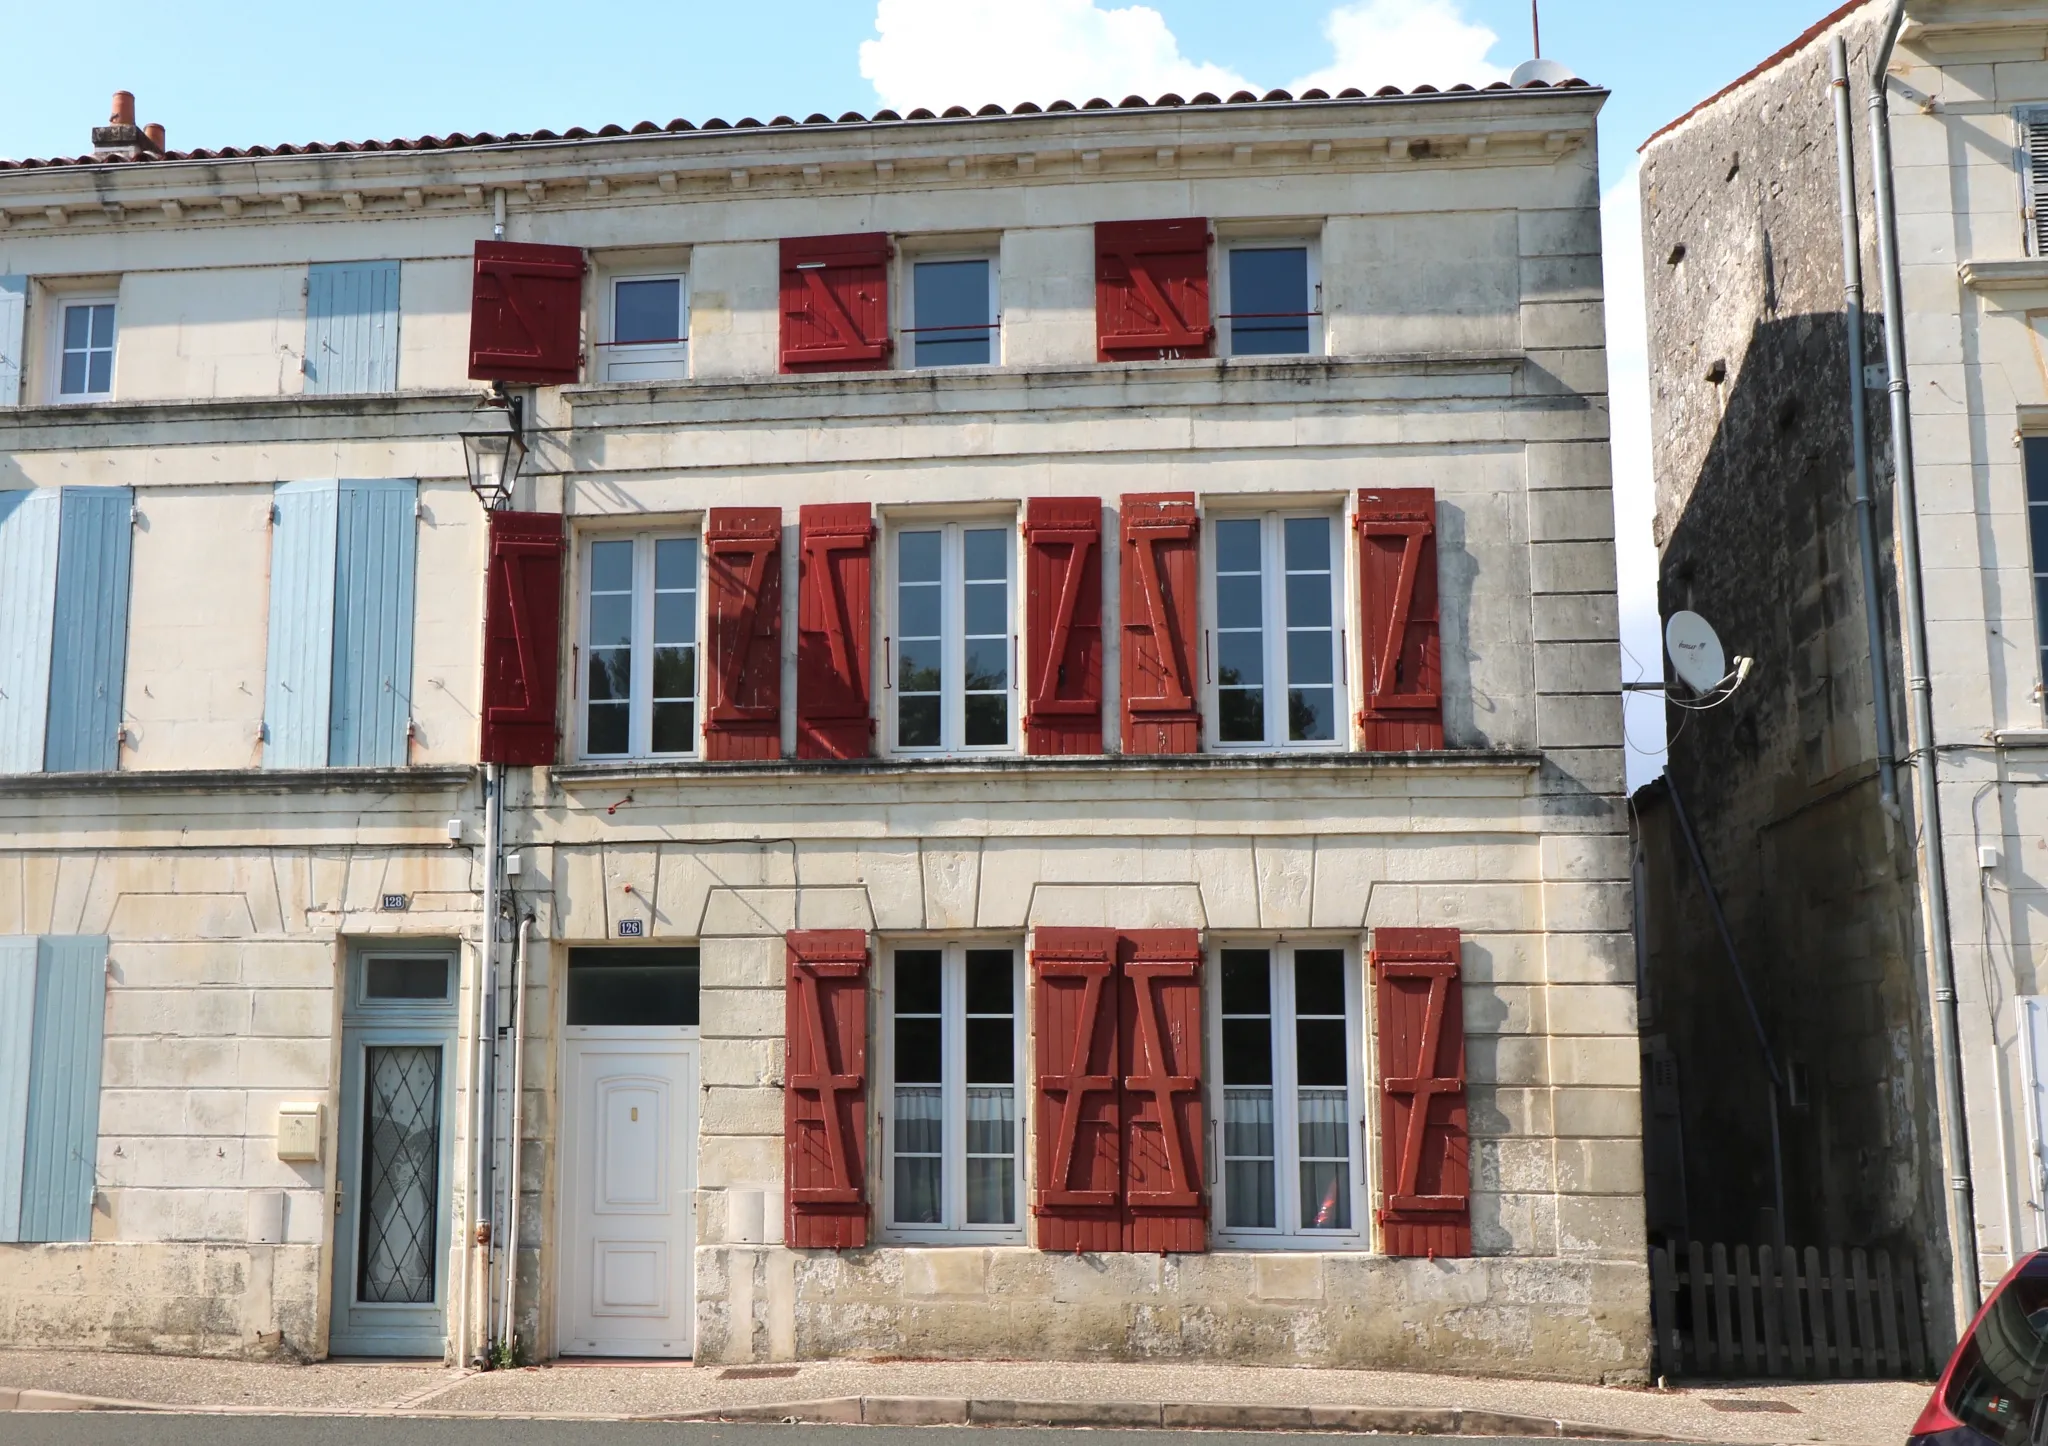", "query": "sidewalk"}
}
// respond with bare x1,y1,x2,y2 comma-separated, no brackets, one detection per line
0,1349,1932,1444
